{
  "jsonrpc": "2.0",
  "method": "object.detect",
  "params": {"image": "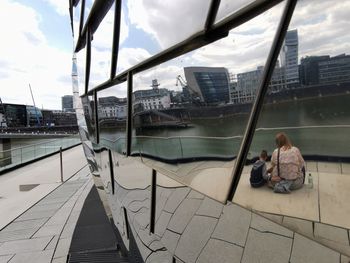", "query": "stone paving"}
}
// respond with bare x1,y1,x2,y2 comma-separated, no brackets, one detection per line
0,166,93,263
0,146,88,230
107,169,350,263
233,161,350,257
